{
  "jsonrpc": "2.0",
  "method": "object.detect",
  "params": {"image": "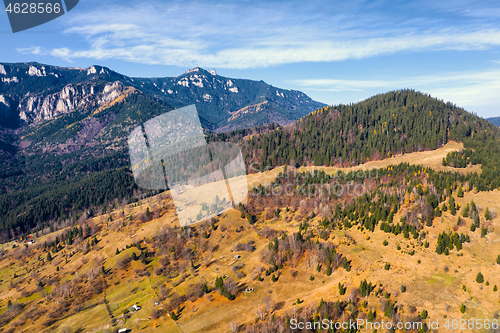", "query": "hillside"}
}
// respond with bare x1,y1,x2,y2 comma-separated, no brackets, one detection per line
0,63,325,238
0,148,499,332
486,117,500,127
1,88,500,332
238,89,500,188
3,89,500,240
